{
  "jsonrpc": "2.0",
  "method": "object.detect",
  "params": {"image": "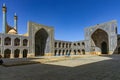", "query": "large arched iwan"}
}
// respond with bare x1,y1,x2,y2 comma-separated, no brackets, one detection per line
91,29,109,54
35,28,48,56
